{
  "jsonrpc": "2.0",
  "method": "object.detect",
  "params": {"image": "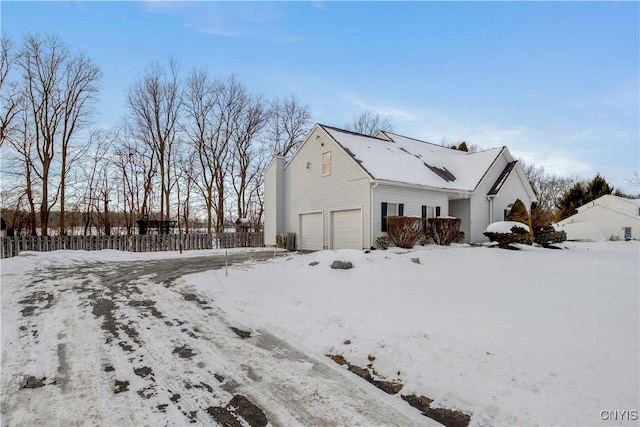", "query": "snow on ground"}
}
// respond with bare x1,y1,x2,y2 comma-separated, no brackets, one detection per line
186,242,640,426
1,242,638,426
